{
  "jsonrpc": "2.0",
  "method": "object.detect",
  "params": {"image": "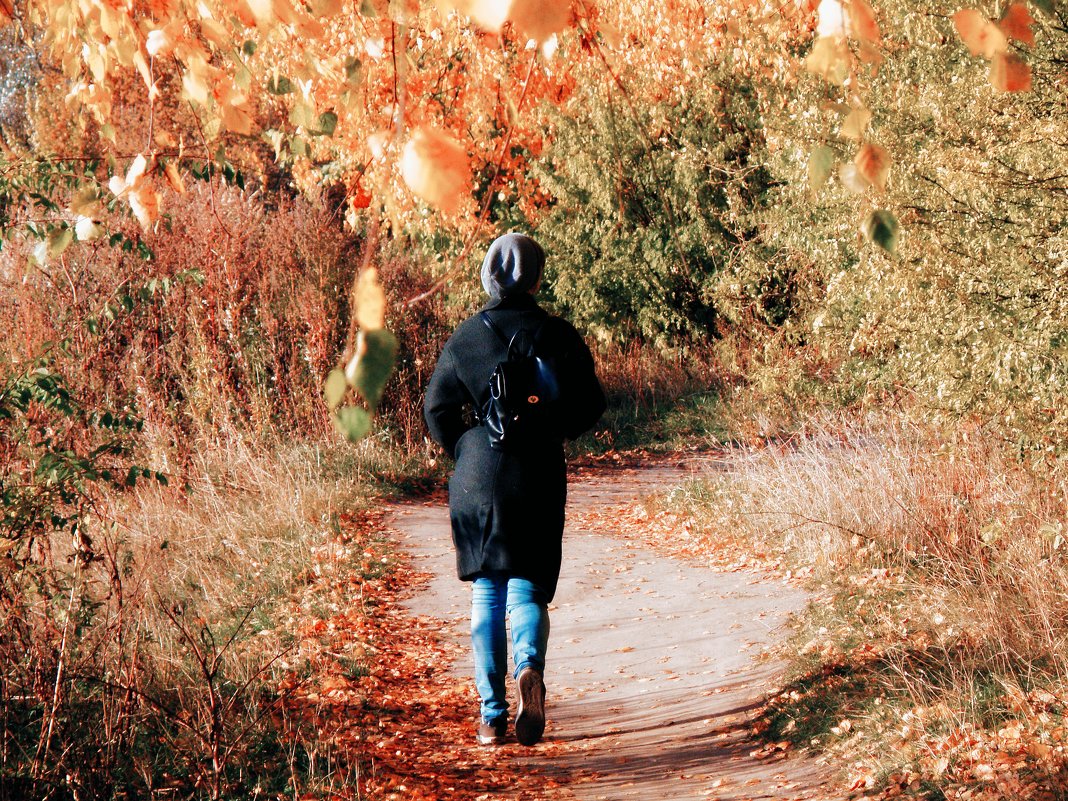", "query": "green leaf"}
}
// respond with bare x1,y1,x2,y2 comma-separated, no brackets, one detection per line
324,368,348,410
349,329,399,409
333,406,372,442
345,57,363,86
48,227,74,258
267,75,293,95
242,39,257,56
360,0,377,16
289,100,318,130
863,210,899,255
807,146,836,196
316,111,338,137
